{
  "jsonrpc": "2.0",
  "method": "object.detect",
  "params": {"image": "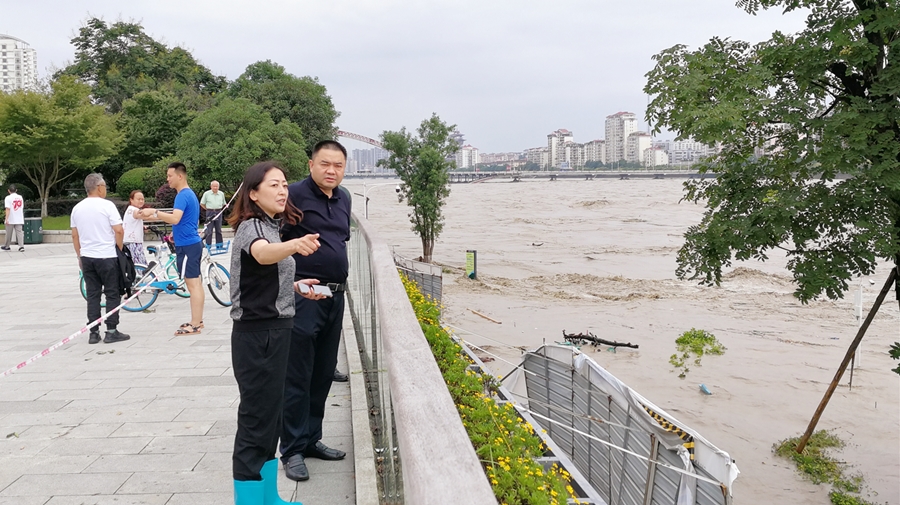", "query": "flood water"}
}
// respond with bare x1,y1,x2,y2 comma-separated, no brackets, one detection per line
343,177,900,504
